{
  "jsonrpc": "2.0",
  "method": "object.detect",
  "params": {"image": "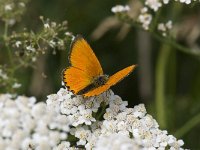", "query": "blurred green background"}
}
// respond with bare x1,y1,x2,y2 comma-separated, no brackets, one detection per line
1,0,200,149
